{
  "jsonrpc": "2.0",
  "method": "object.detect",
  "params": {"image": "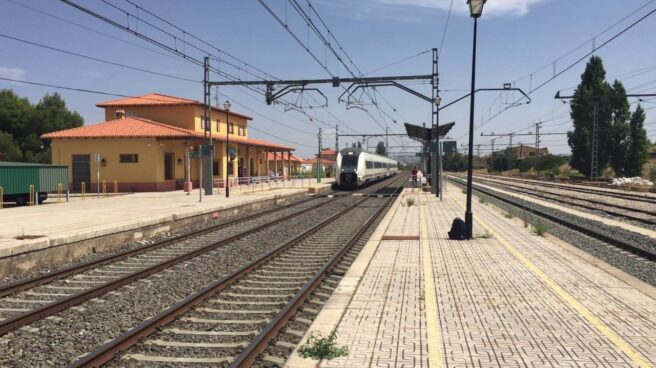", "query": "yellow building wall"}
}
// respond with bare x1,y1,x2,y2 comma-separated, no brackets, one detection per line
193,106,249,138
51,138,194,191
104,106,196,130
